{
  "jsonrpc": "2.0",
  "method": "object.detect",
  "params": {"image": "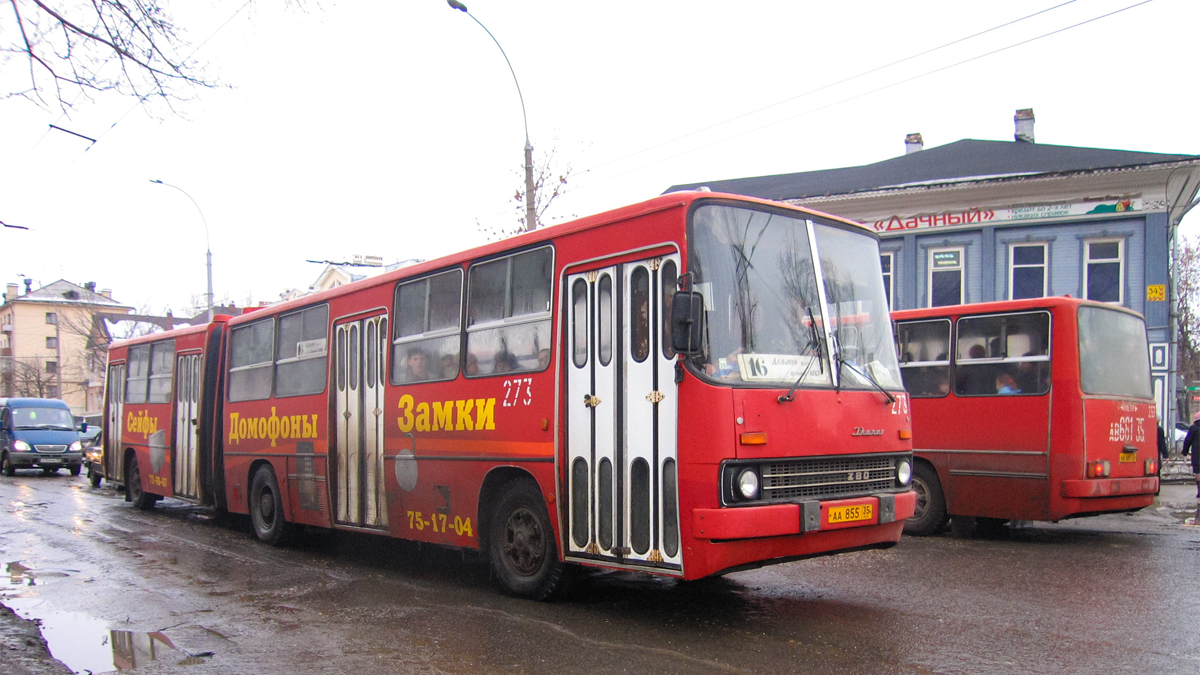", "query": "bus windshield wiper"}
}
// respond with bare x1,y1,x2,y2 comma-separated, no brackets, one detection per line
835,347,896,404
779,308,824,403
